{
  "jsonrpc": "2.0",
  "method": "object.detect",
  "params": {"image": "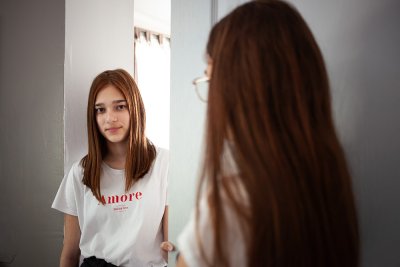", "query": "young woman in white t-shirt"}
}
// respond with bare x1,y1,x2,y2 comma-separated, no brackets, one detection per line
174,1,360,267
52,69,169,267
